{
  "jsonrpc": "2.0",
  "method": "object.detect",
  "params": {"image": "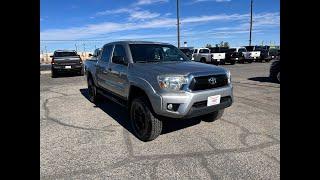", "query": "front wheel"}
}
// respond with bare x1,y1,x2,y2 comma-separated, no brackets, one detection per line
130,96,162,142
202,109,224,122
